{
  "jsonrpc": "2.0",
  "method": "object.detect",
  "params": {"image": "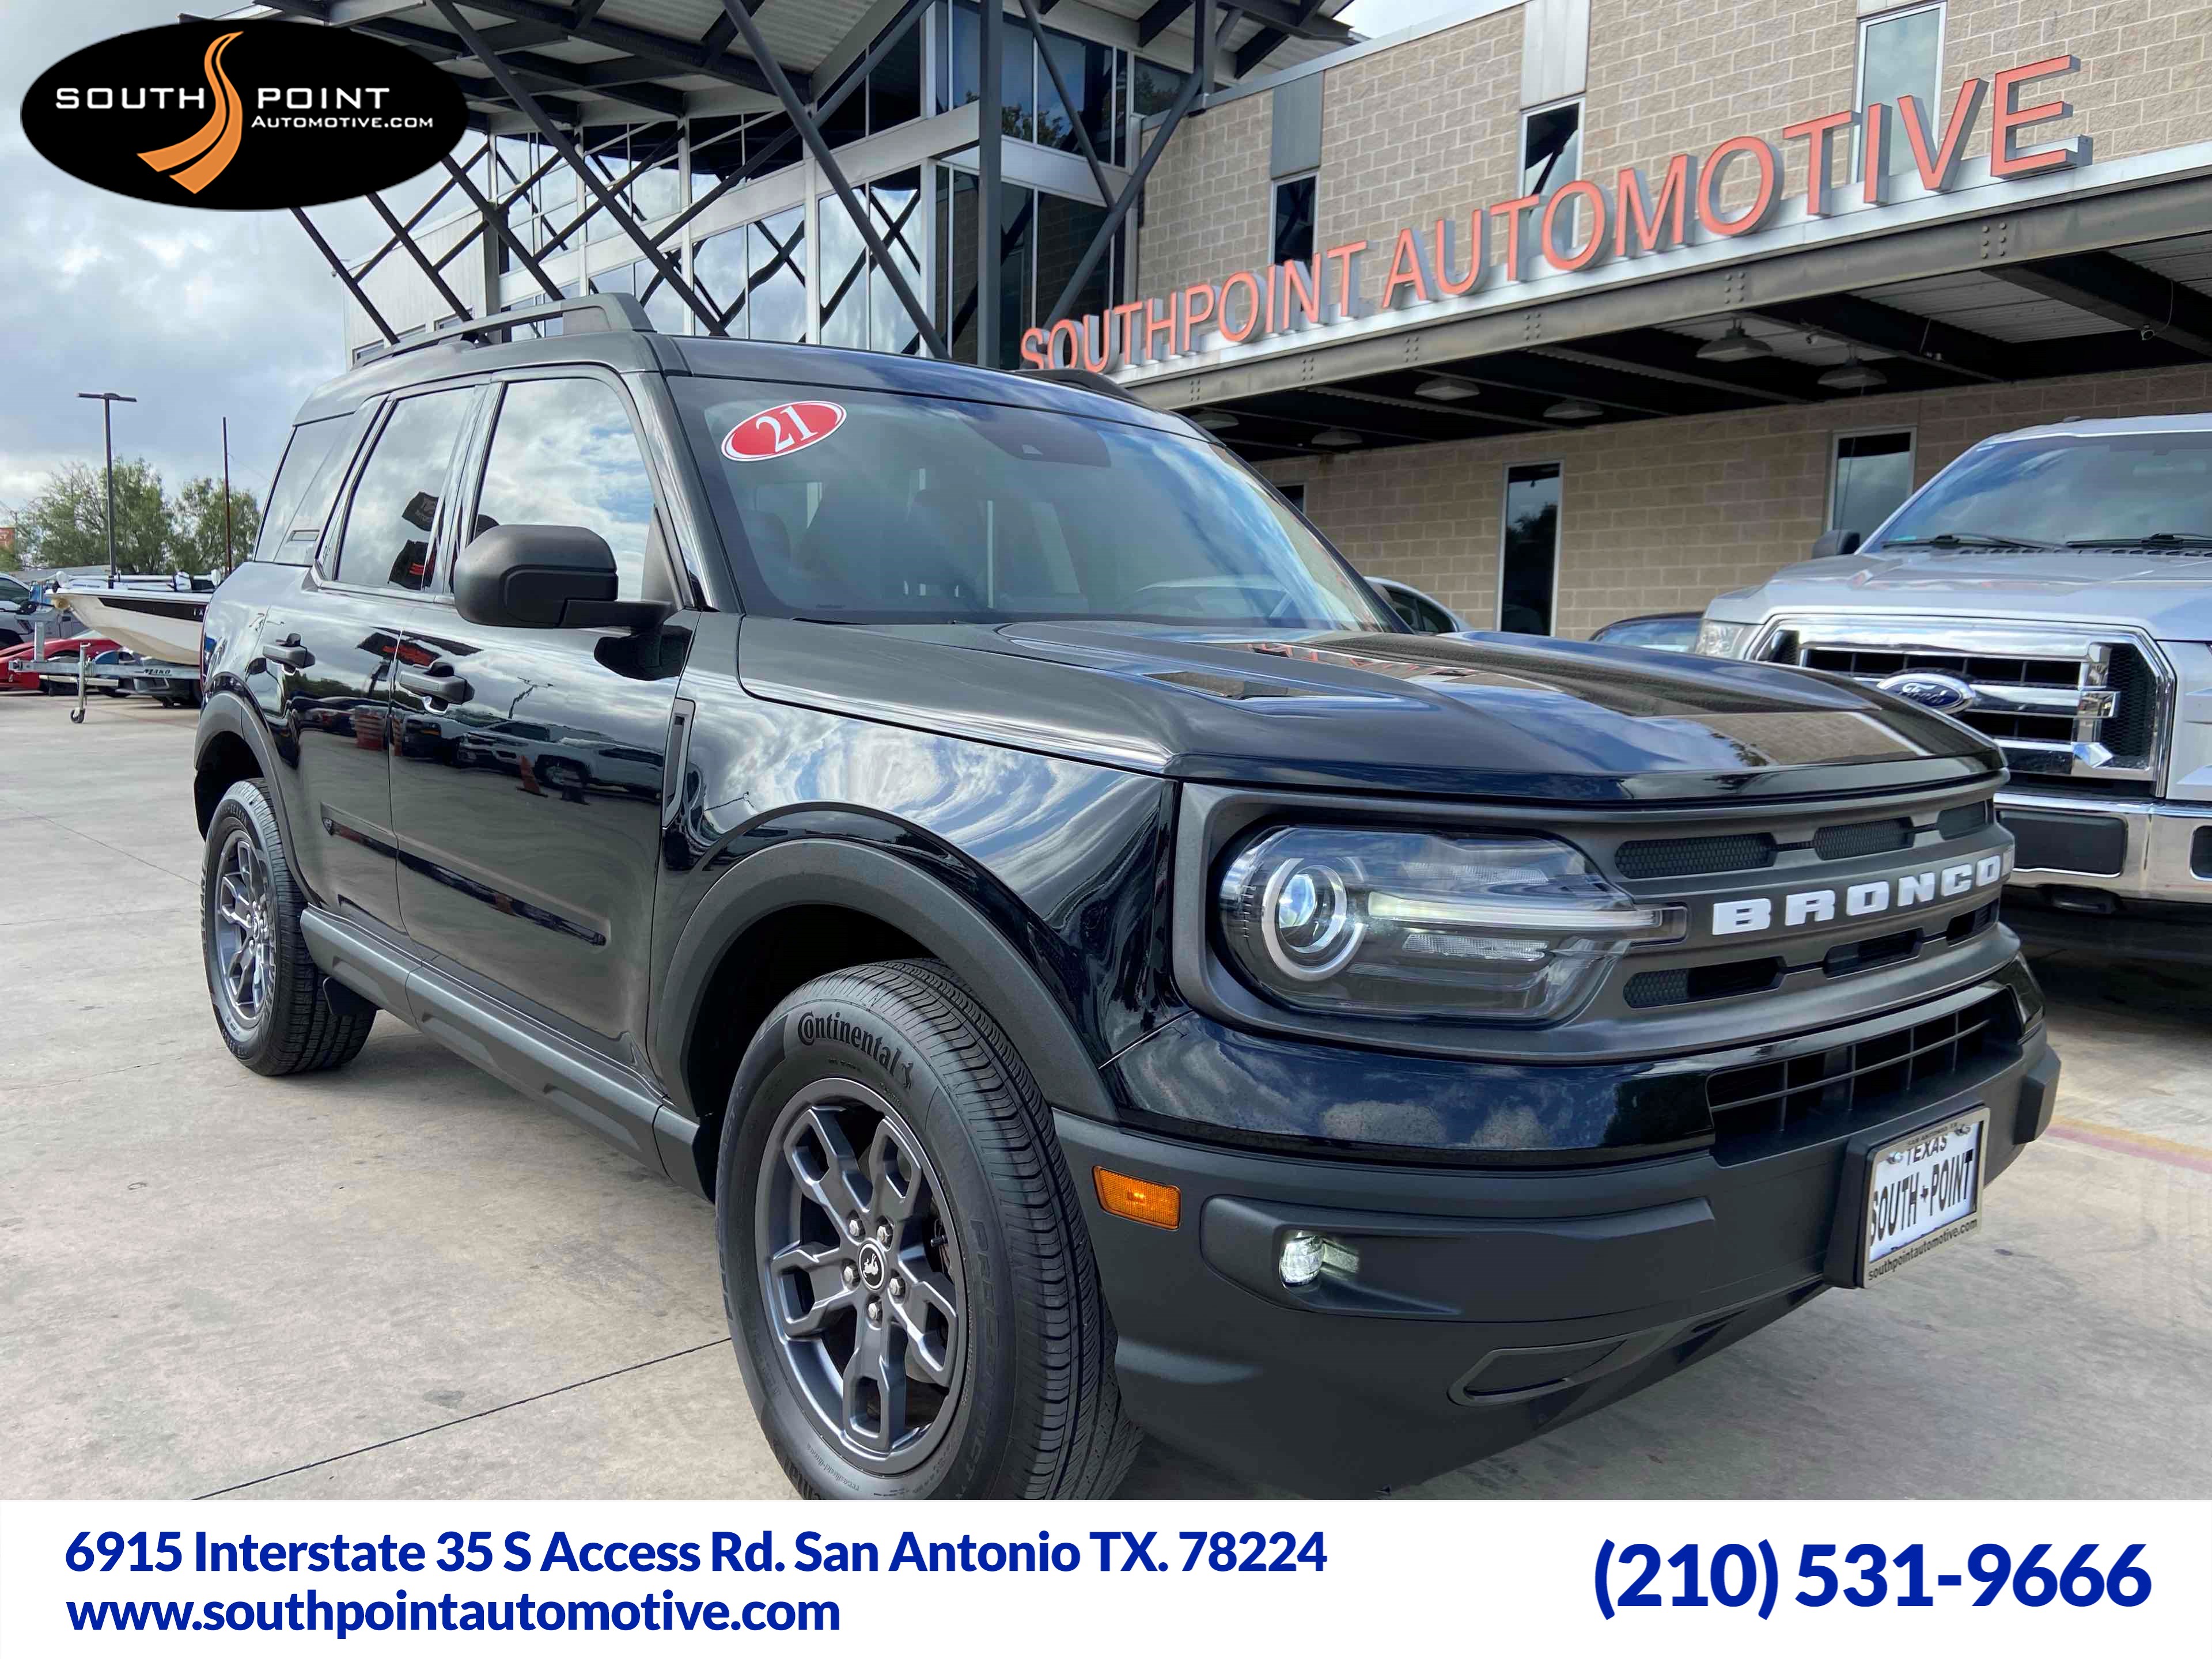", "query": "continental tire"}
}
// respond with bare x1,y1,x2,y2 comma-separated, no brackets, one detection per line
719,959,1140,1499
201,778,376,1077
